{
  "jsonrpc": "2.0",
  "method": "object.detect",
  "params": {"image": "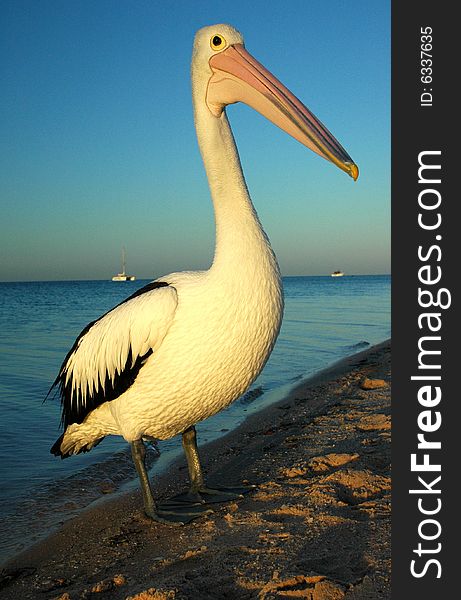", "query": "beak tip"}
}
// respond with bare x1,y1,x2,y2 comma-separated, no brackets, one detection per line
347,163,359,181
